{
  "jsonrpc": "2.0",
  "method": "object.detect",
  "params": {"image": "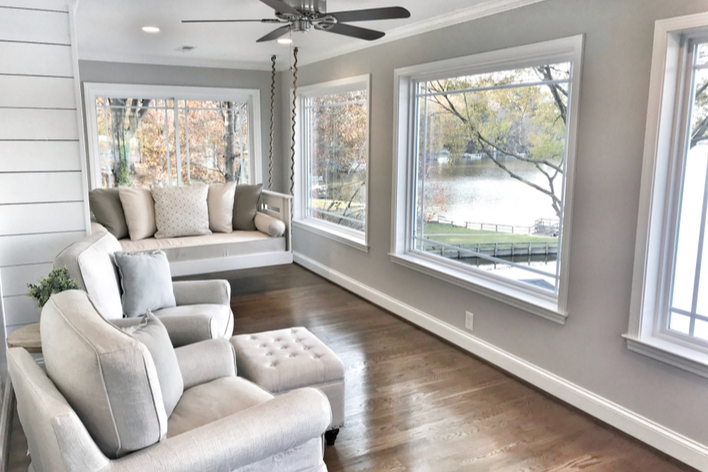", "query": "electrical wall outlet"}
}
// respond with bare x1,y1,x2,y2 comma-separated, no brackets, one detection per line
465,311,474,331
